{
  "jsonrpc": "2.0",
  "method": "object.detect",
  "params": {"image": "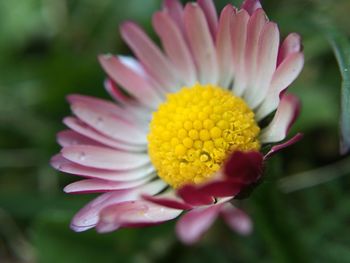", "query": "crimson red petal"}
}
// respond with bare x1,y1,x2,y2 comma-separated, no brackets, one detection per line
224,151,264,184
198,180,243,197
177,185,214,206
142,194,193,210
264,133,304,159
